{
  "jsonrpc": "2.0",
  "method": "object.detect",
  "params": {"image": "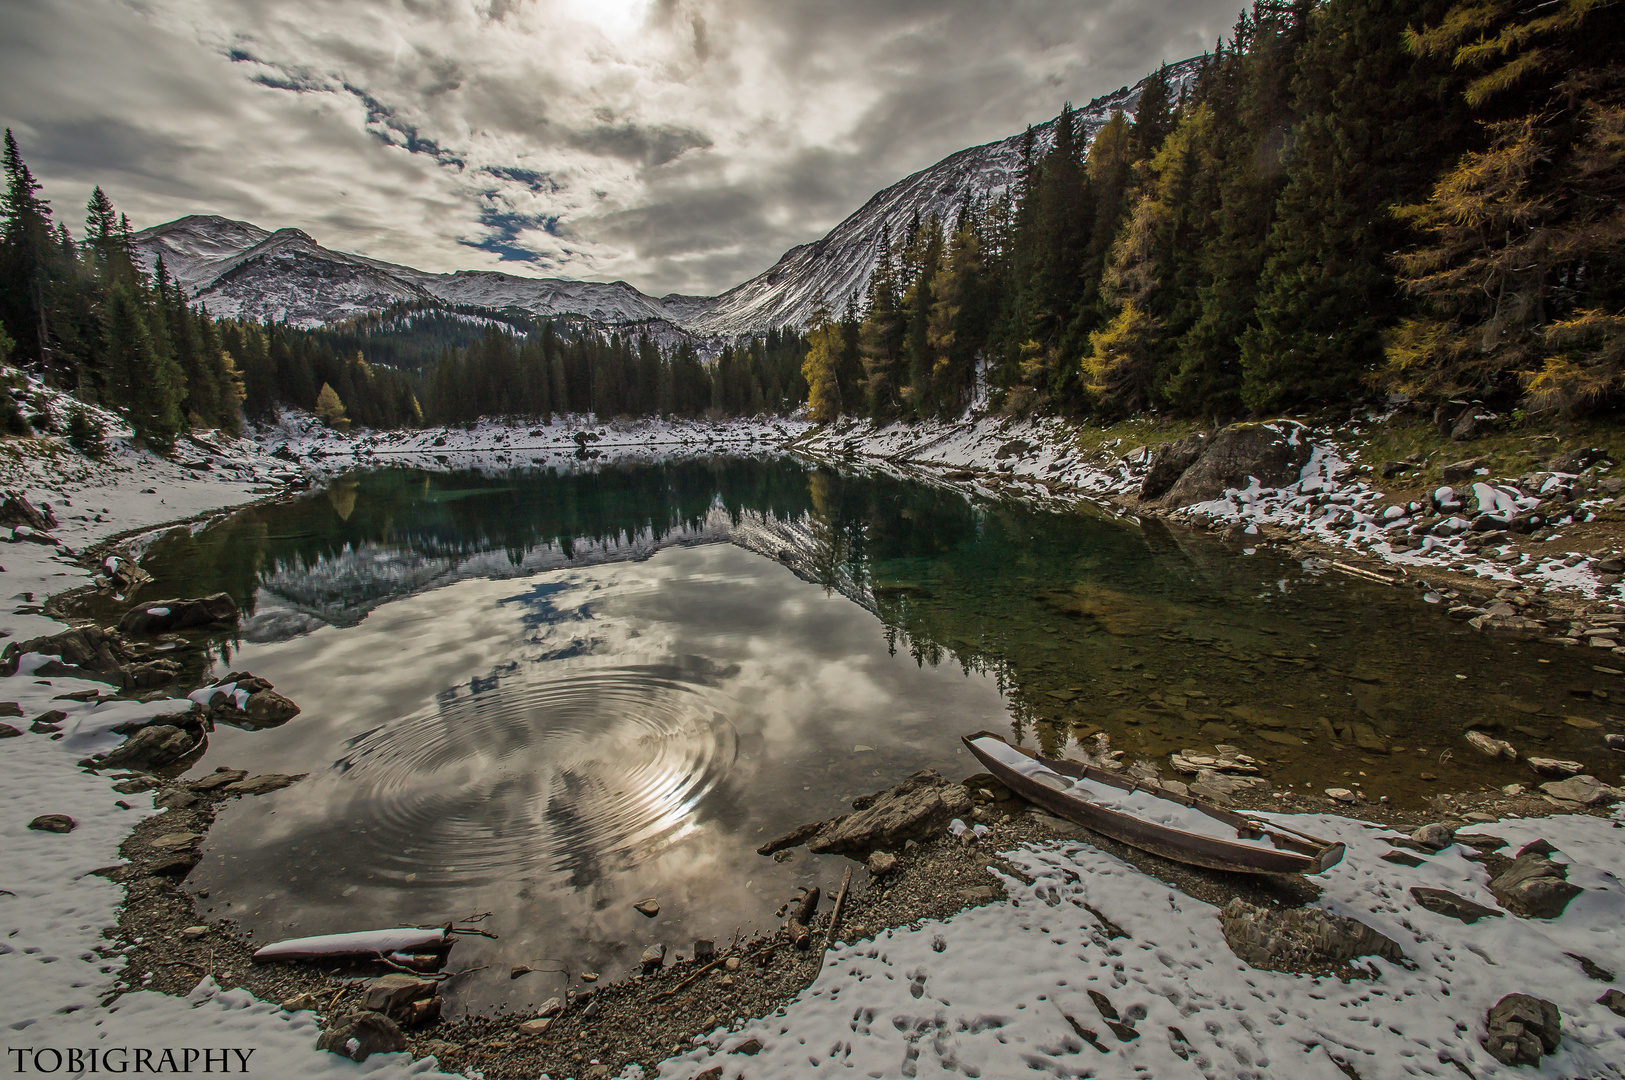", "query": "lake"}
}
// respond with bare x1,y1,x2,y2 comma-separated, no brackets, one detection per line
102,455,1616,1015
